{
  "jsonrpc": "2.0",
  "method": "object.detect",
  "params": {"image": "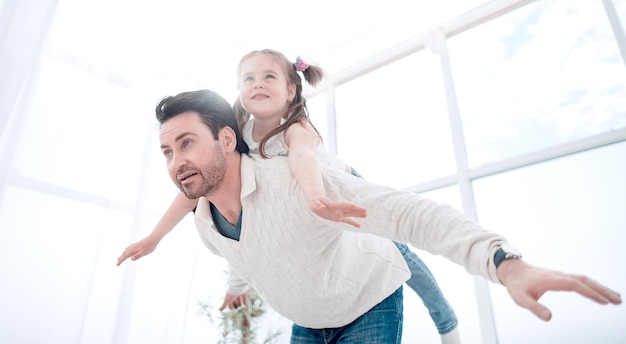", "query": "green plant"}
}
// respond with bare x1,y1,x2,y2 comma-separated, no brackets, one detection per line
198,288,283,344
